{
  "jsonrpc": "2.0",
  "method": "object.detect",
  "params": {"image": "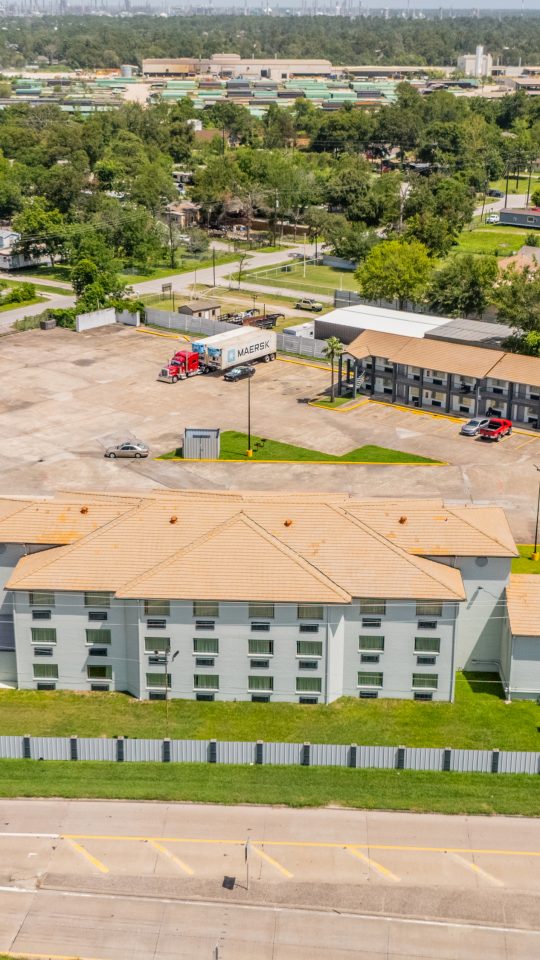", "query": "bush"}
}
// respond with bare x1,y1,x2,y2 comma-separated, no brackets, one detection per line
525,233,539,248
